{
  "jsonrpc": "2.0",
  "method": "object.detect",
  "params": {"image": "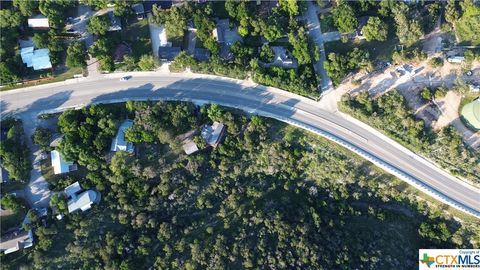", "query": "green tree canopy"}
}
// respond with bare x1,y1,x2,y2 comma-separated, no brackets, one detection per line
332,4,358,33
87,15,111,36
13,0,38,16
362,17,388,42
66,42,88,68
